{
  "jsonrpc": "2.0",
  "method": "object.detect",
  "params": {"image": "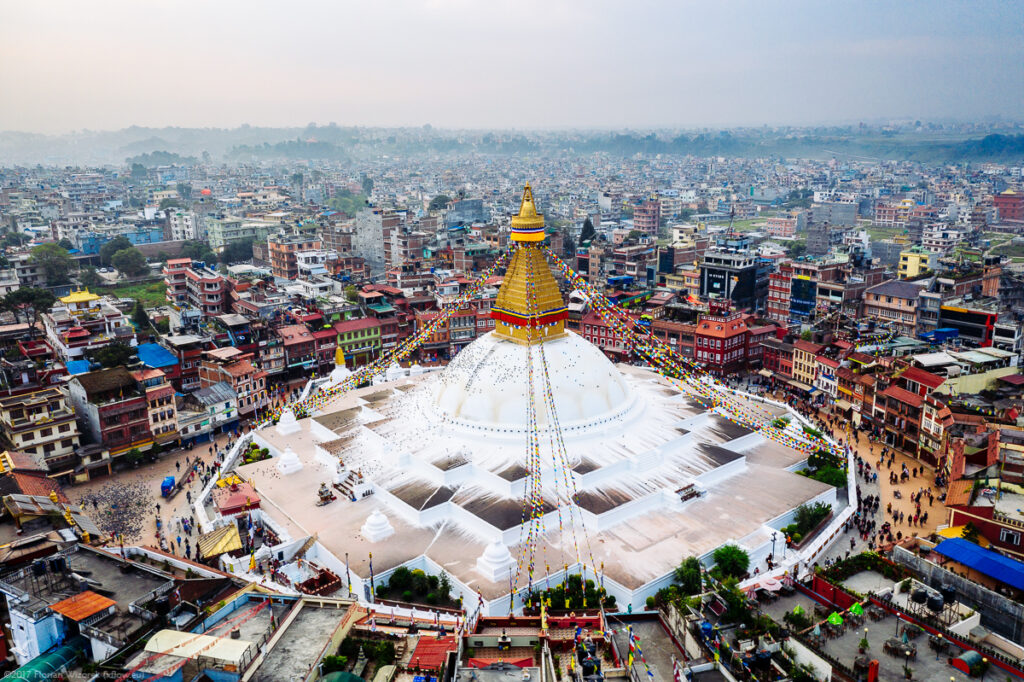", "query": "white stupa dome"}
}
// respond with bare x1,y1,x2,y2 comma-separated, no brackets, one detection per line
431,331,634,432
330,363,352,383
